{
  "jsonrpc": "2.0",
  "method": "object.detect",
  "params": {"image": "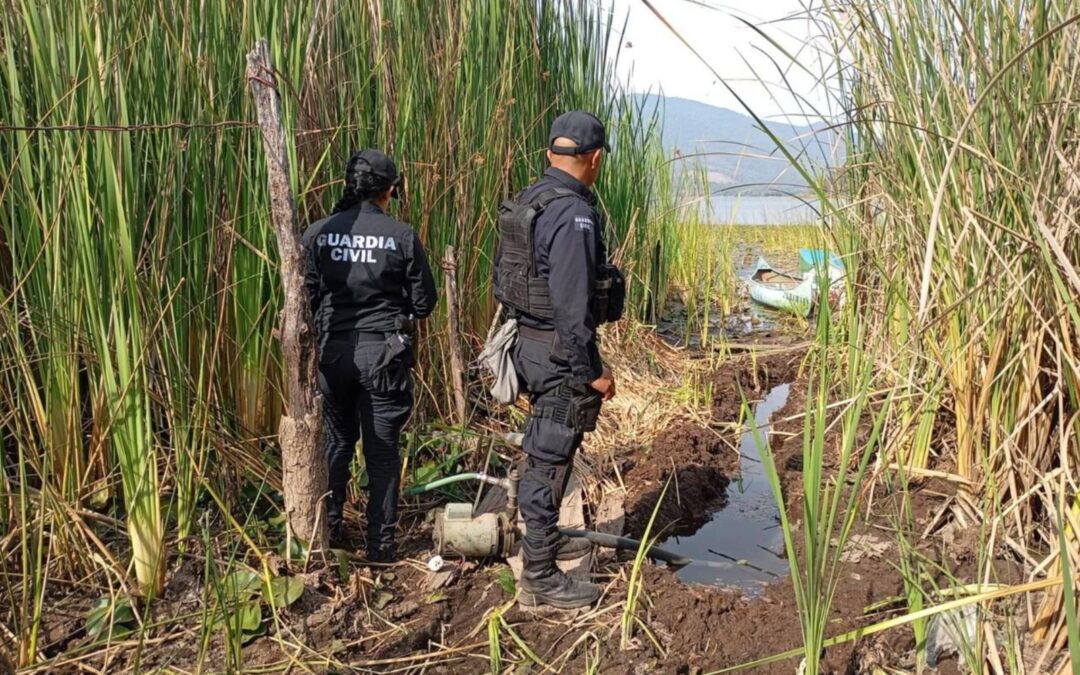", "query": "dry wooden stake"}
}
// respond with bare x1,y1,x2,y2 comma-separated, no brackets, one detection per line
444,245,468,426
246,39,328,551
